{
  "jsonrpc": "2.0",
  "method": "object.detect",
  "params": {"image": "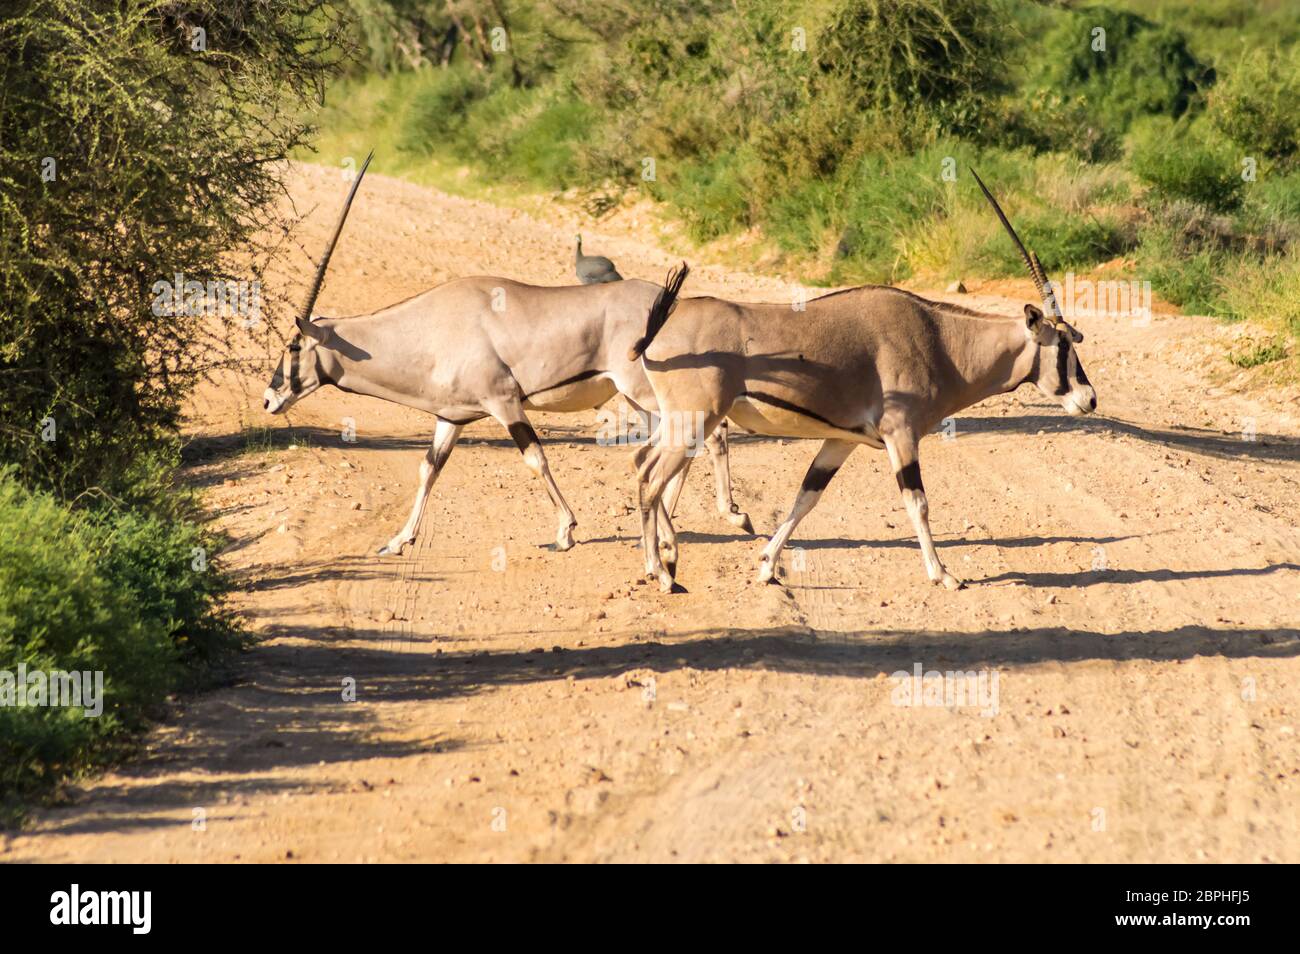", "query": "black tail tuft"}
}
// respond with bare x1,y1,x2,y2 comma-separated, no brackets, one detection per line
628,262,690,361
